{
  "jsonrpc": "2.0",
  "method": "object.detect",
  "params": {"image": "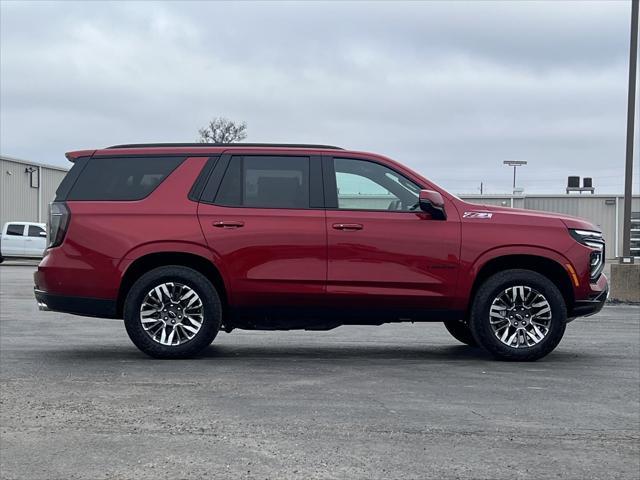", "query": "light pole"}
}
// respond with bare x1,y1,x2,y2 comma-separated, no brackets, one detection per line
503,160,528,194
622,0,638,263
